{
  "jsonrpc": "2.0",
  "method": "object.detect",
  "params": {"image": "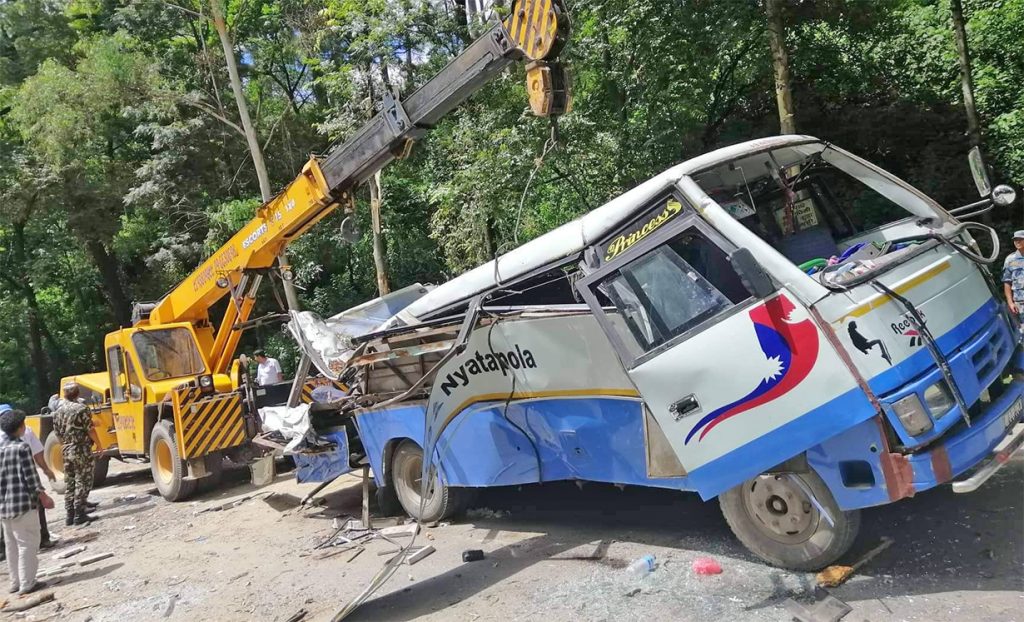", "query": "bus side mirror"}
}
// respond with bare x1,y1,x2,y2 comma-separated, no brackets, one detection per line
730,248,776,300
992,184,1017,207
